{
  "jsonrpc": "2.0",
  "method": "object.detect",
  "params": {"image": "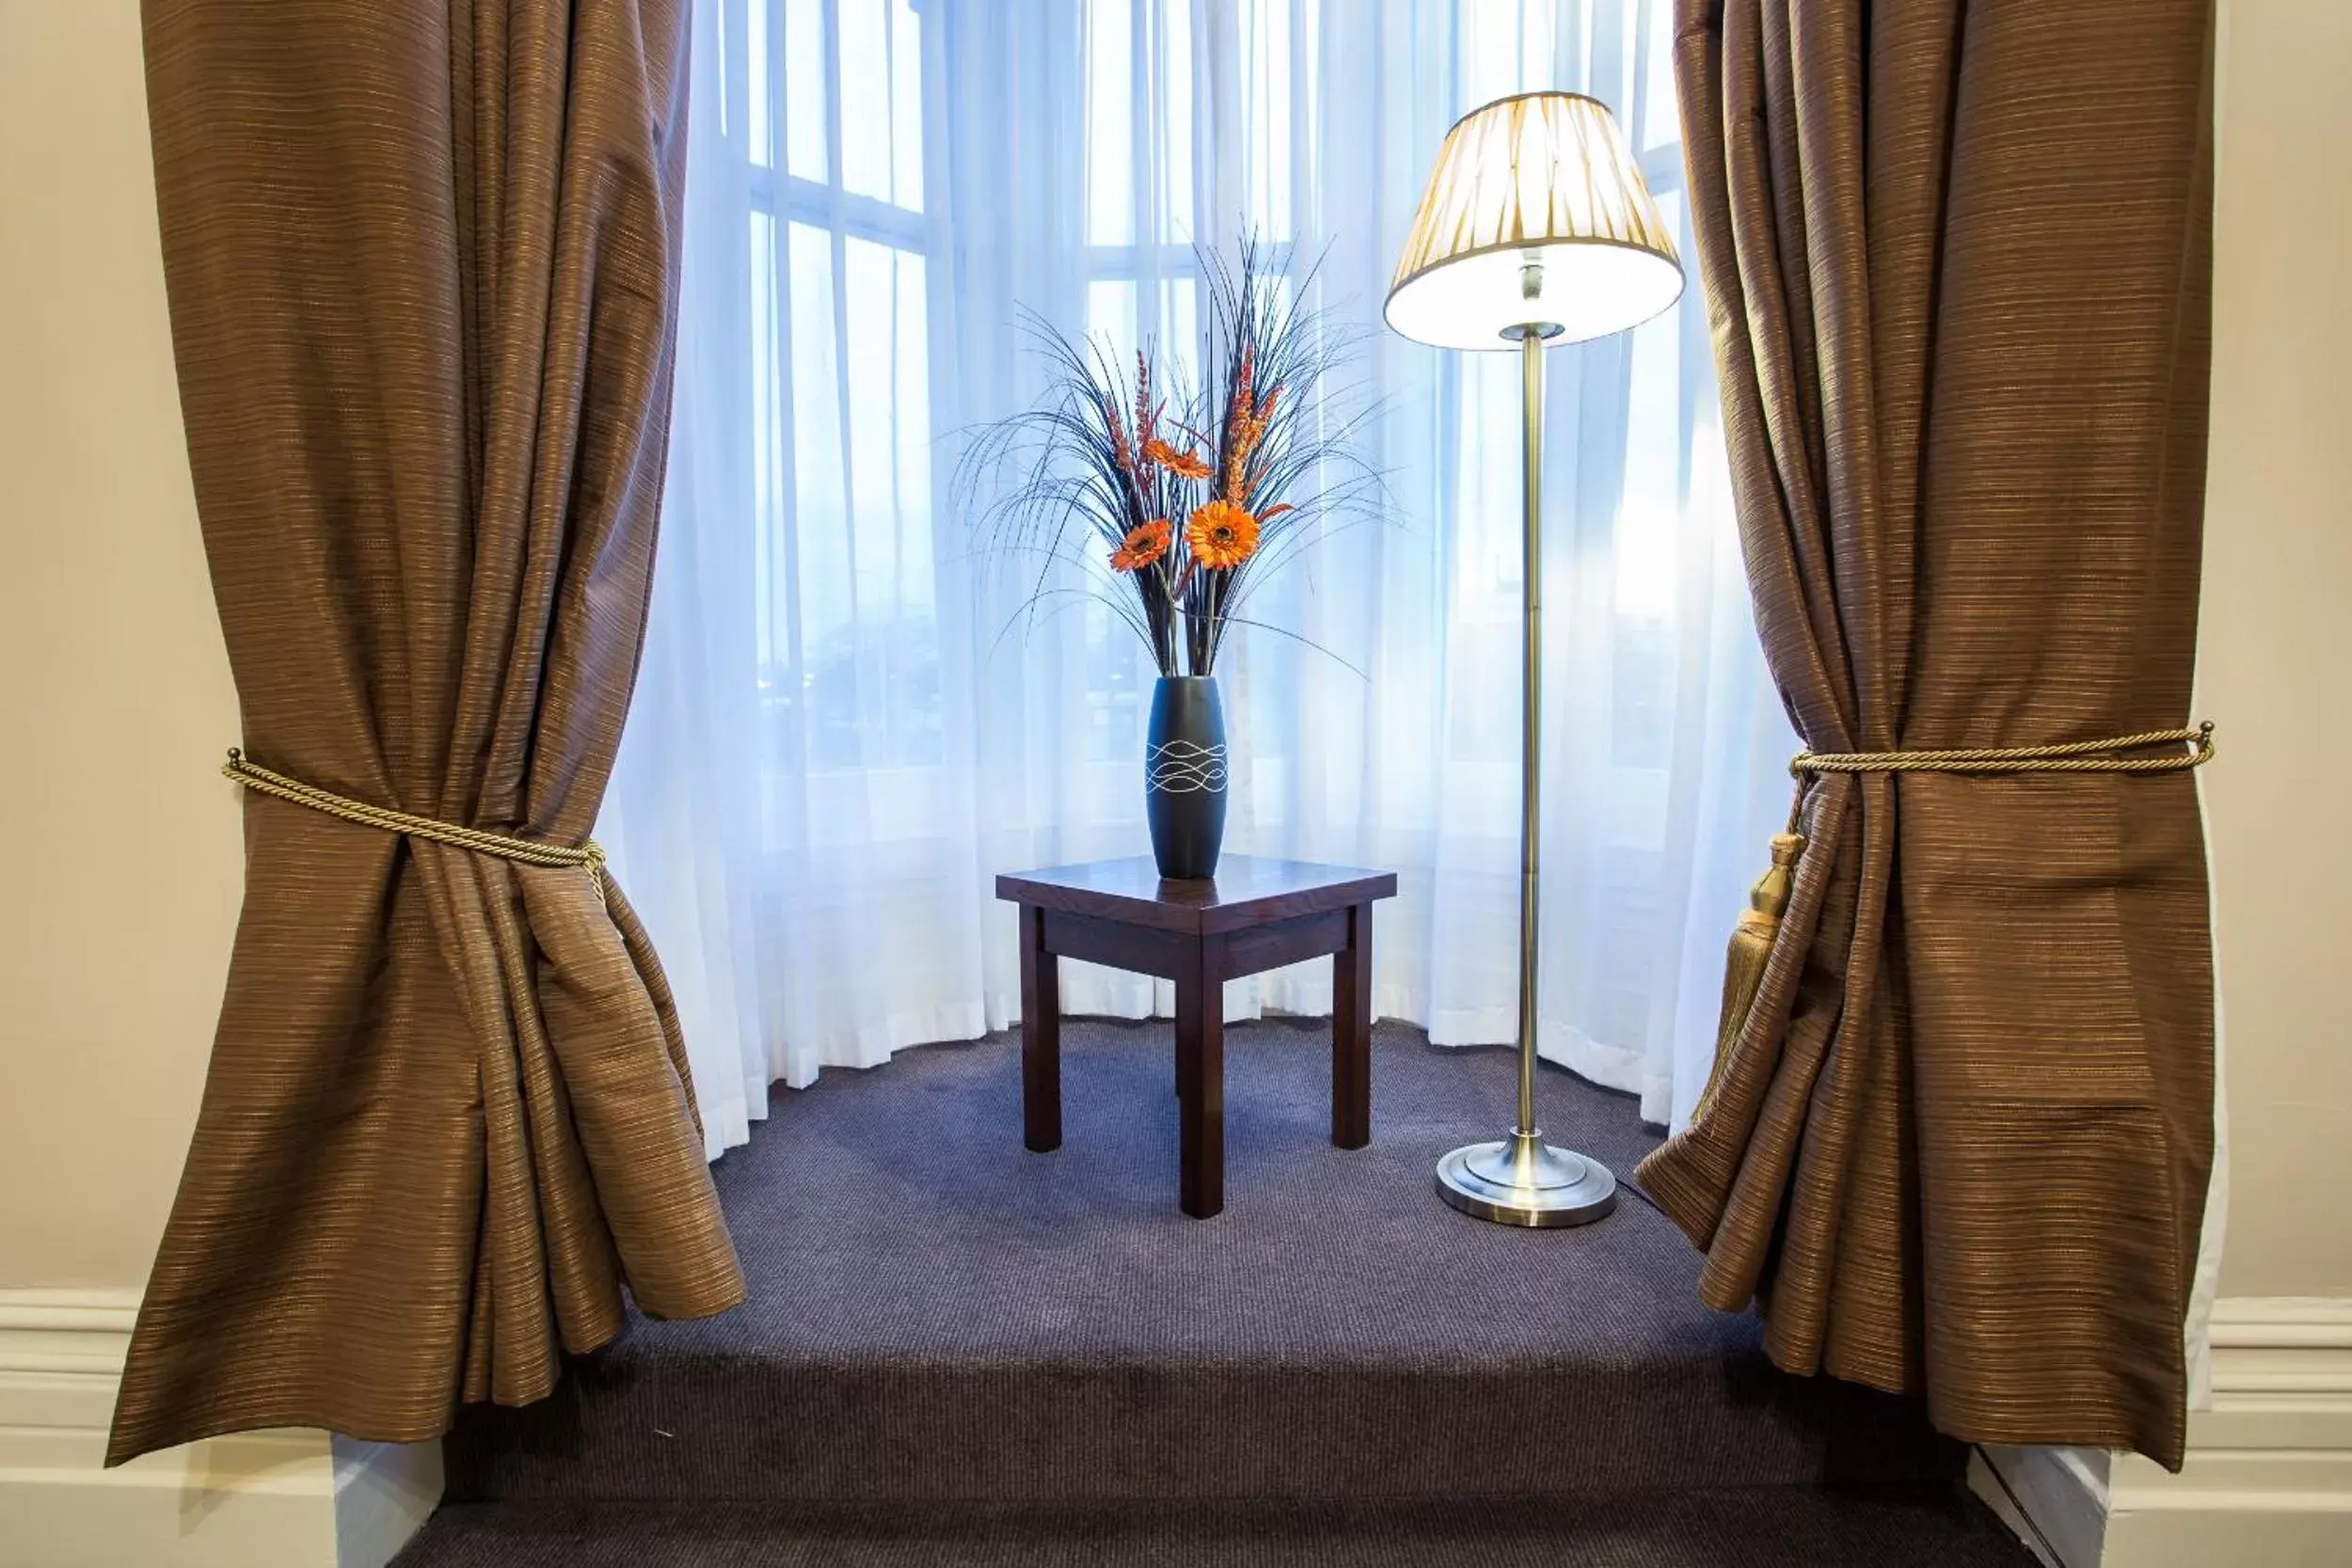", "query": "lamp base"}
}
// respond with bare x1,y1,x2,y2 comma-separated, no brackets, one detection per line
1436,1130,1617,1227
